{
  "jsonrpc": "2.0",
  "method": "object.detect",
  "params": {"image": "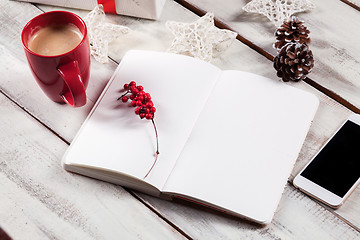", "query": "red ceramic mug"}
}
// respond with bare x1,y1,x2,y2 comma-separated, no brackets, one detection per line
21,11,90,107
